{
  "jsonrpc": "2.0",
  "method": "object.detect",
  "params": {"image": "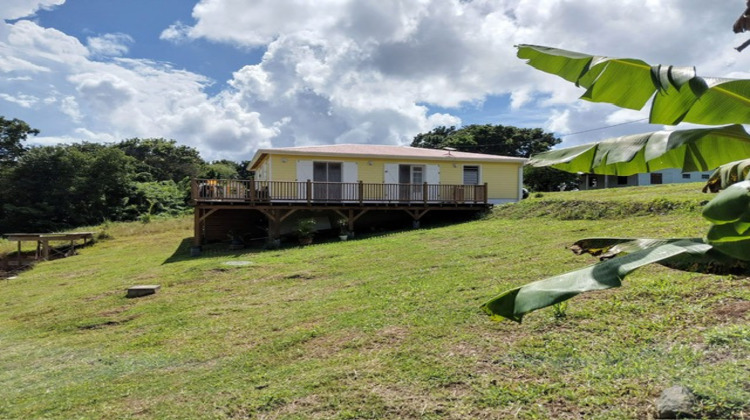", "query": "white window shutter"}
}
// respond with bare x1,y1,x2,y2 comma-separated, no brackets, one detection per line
384,164,399,200
384,164,399,184
296,160,313,200
426,164,440,200
426,165,439,184
296,160,313,181
342,162,358,183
